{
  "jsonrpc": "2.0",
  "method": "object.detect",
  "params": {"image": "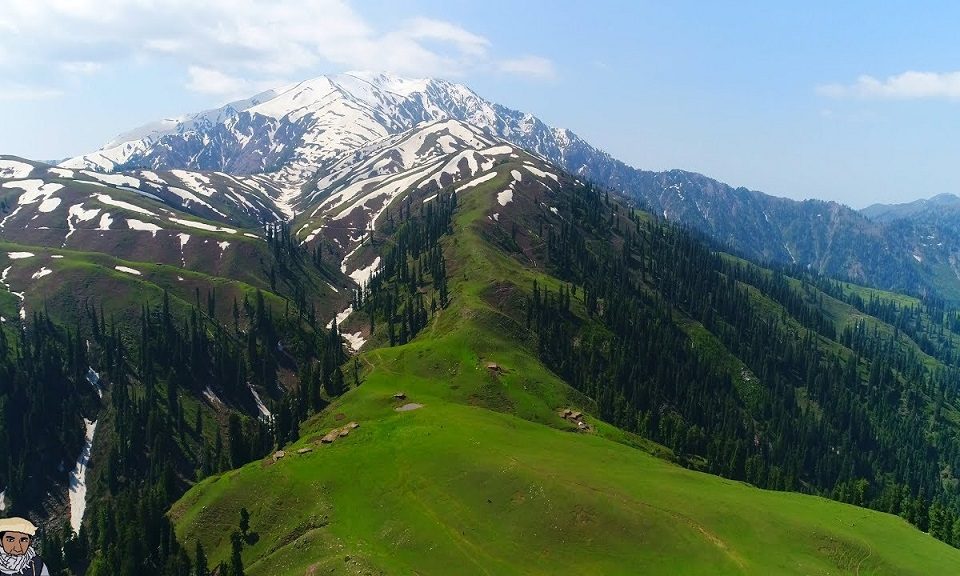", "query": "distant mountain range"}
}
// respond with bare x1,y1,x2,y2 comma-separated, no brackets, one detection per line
53,71,960,300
